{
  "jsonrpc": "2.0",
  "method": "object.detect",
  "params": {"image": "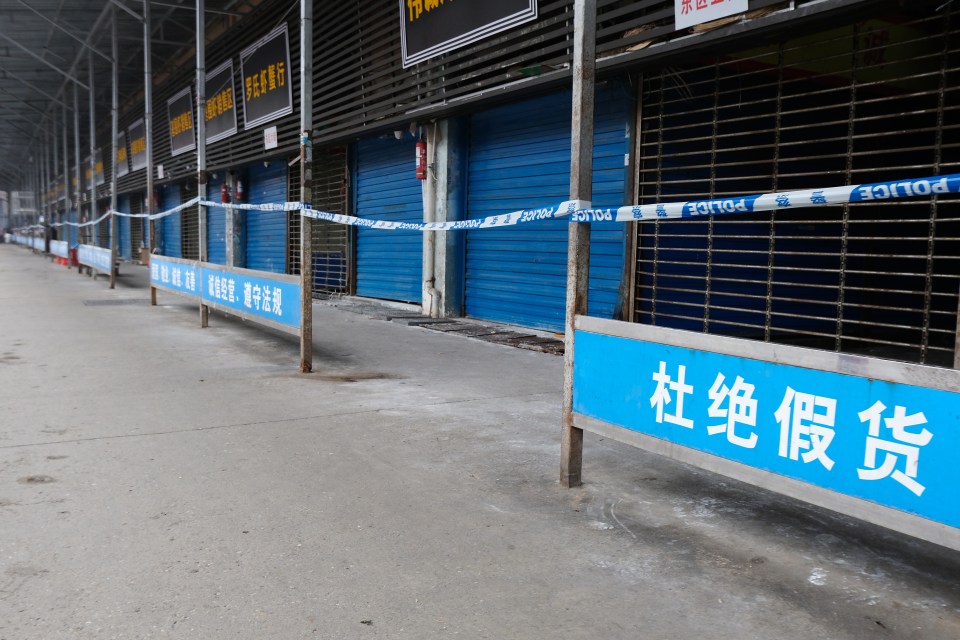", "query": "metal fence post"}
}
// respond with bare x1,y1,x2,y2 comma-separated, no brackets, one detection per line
299,0,314,373
561,0,596,488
